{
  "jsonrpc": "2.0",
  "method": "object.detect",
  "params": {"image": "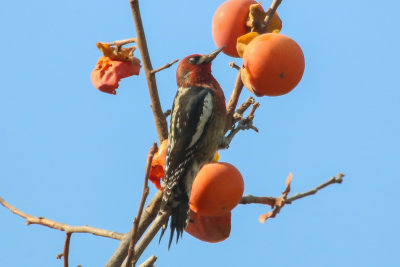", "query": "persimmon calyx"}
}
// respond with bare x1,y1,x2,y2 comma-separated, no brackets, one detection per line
96,42,140,63
236,32,259,58
247,5,282,34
